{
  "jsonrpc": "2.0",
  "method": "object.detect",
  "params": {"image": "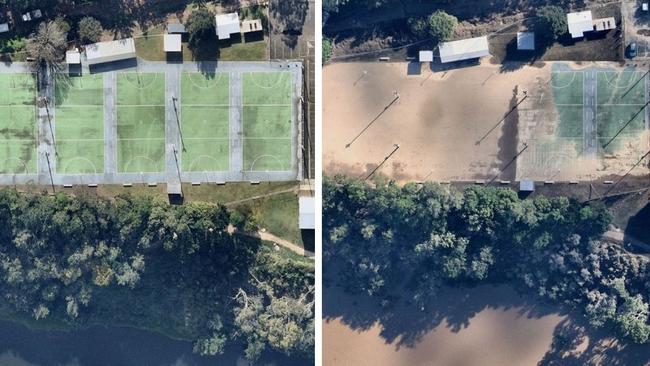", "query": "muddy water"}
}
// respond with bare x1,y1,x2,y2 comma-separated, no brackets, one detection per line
324,284,650,366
